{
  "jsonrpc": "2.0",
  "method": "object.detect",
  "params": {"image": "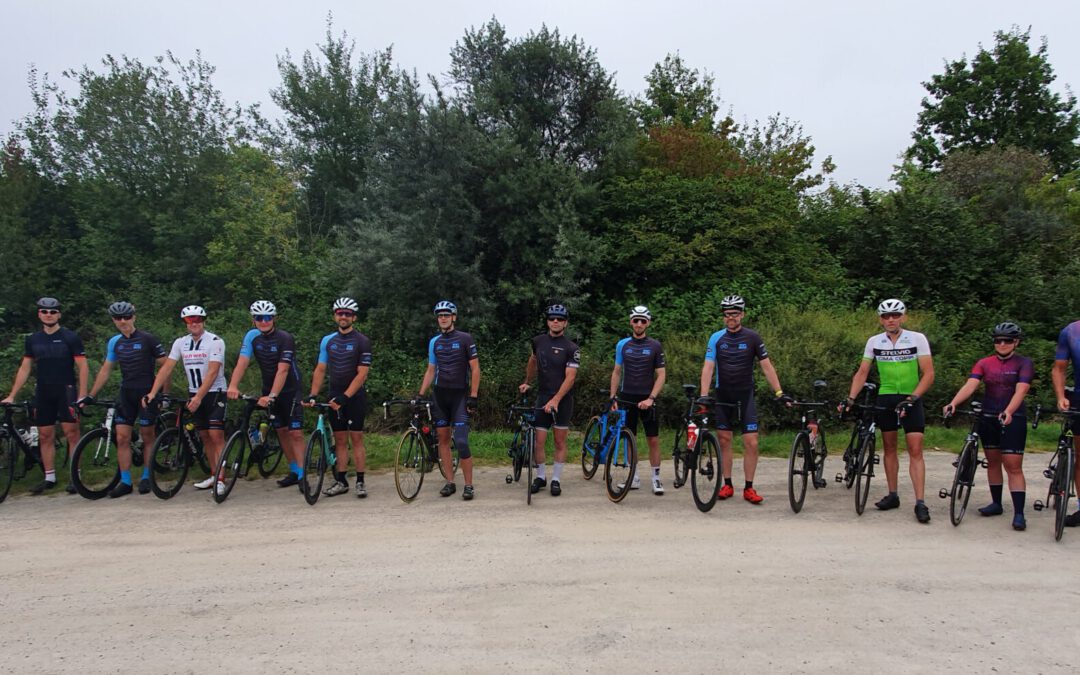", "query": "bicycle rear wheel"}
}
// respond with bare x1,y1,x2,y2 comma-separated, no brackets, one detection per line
854,433,875,515
508,429,524,483
1053,447,1074,542
948,437,977,526
812,428,827,488
0,435,16,503
605,429,638,503
214,430,246,504
257,432,284,478
524,427,535,506
788,431,810,513
302,431,328,506
71,427,120,500
580,416,602,480
671,427,689,489
394,429,426,503
149,428,189,500
691,432,721,513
